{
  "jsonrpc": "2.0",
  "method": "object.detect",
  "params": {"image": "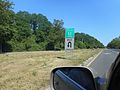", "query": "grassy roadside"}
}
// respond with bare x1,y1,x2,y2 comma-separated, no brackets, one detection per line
0,49,102,90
